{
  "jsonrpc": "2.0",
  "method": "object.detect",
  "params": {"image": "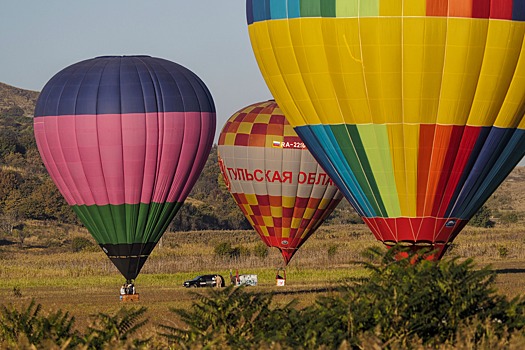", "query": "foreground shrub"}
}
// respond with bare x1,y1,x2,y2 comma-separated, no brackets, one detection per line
3,249,525,348
80,306,150,349
0,301,149,349
0,299,76,348
340,247,525,346
161,247,525,349
159,286,297,348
